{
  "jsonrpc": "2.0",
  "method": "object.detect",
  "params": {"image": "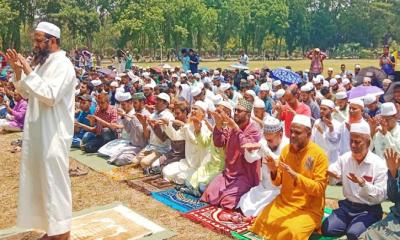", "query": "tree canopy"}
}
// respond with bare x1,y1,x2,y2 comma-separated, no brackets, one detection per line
1,0,400,57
